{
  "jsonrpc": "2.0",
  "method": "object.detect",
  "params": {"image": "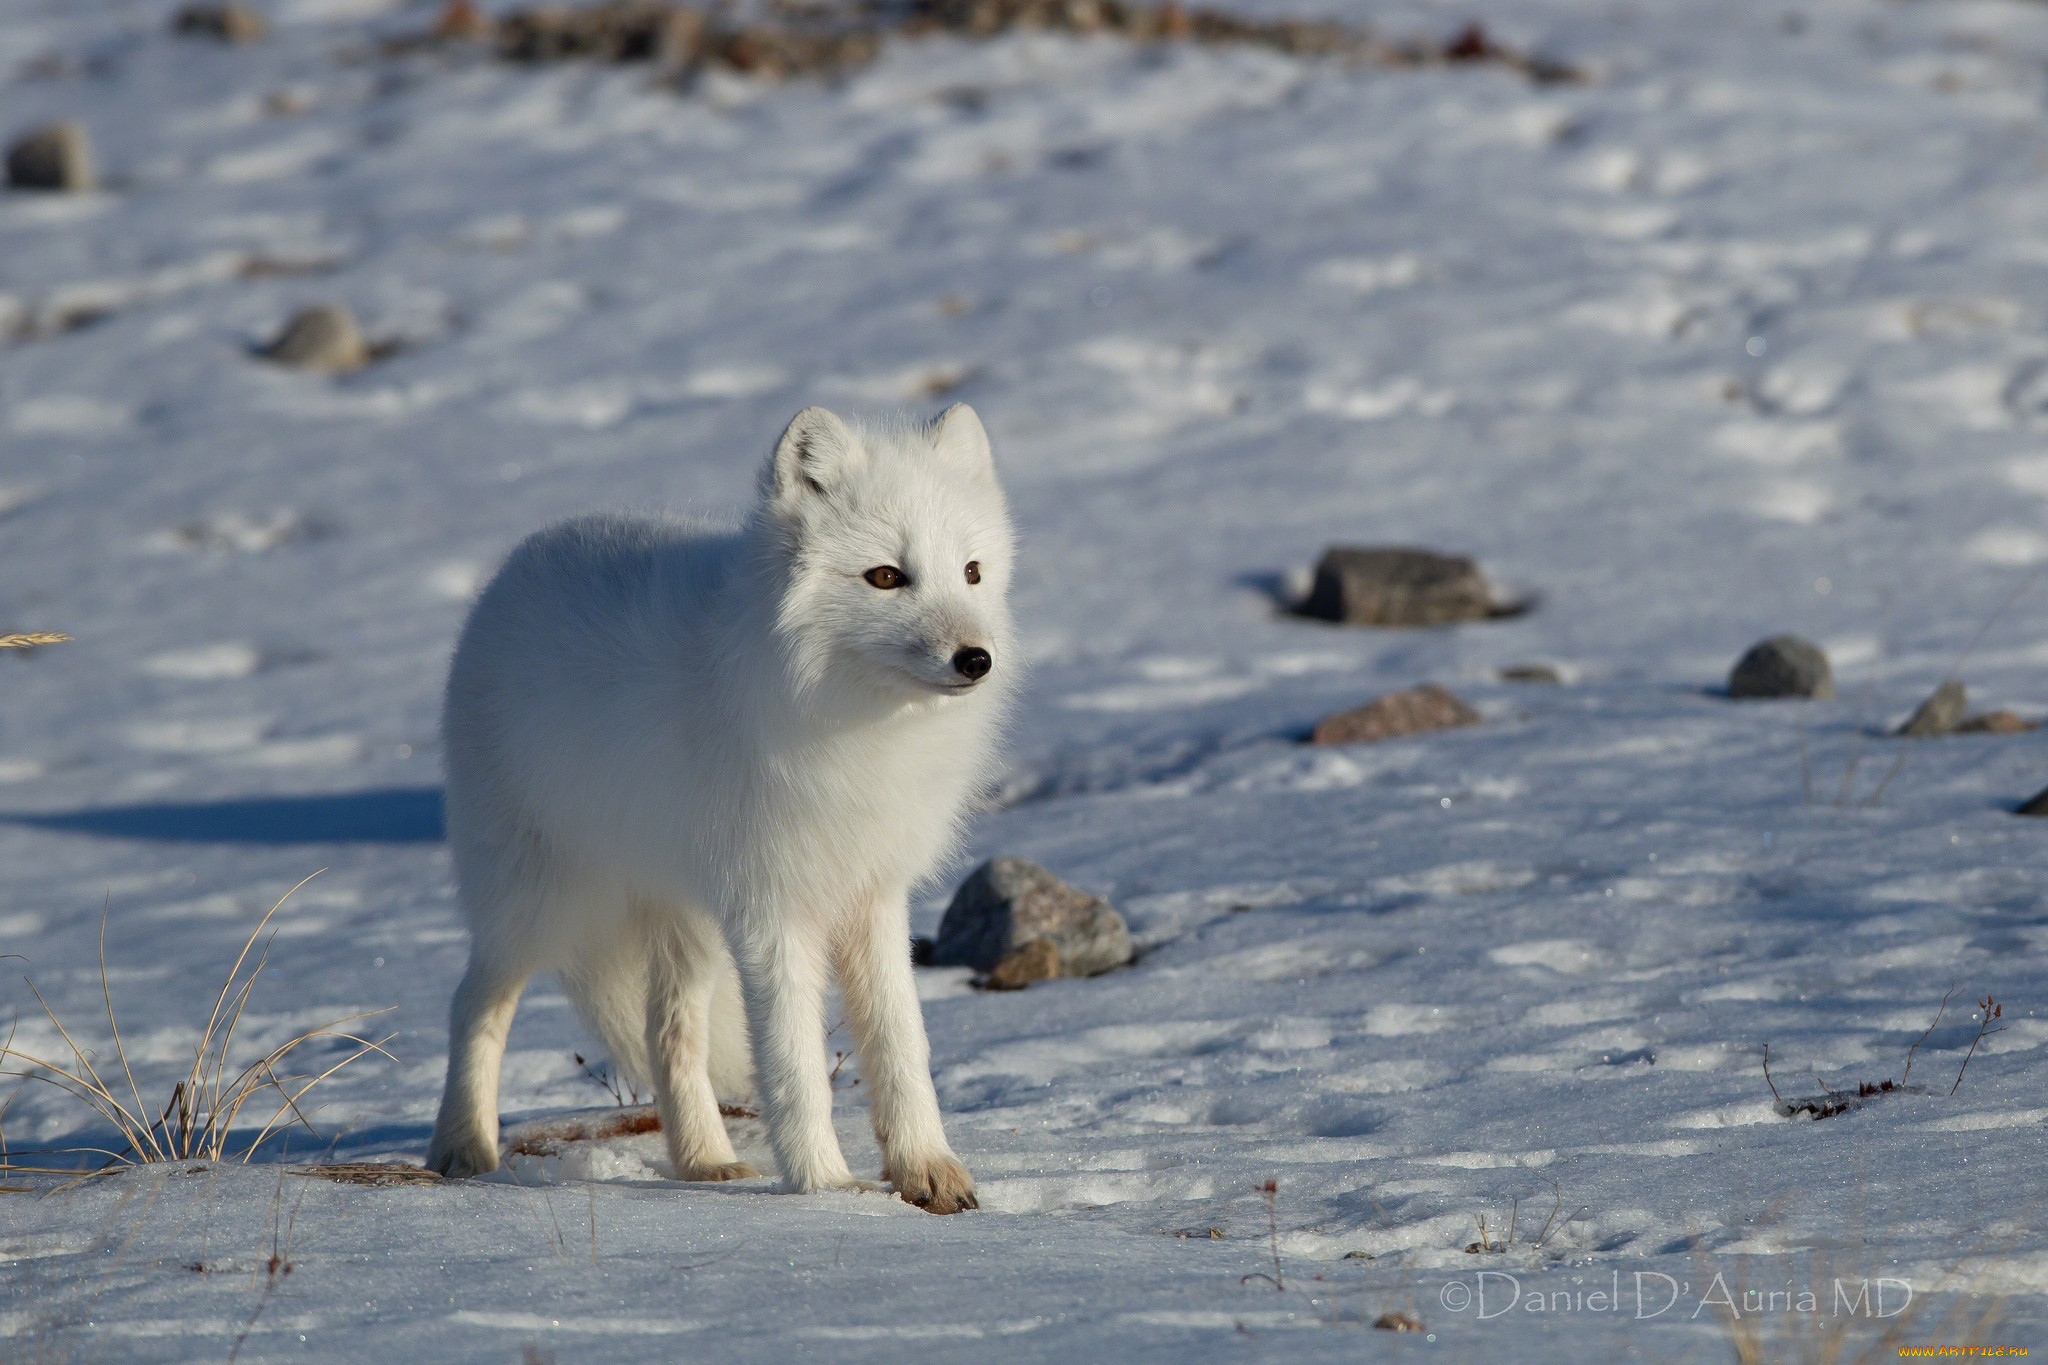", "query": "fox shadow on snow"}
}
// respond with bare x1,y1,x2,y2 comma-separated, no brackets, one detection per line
3,786,445,844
